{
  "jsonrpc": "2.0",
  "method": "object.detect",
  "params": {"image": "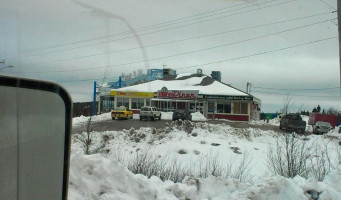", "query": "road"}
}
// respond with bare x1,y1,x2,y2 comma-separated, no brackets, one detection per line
72,118,283,134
